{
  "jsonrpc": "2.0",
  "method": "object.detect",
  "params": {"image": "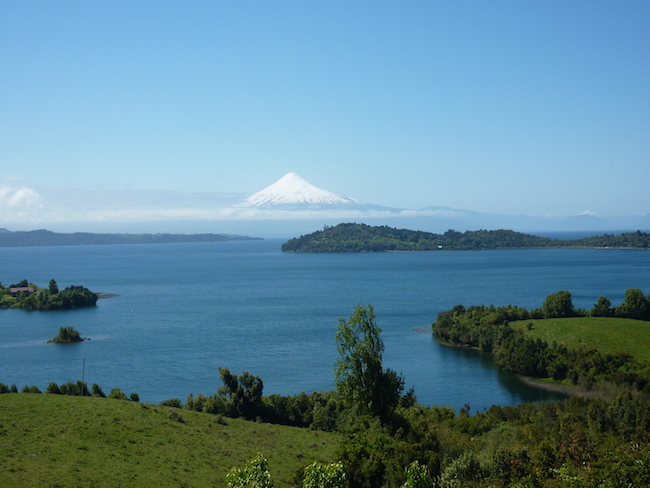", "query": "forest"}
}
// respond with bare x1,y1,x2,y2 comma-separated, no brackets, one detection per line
281,223,650,252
